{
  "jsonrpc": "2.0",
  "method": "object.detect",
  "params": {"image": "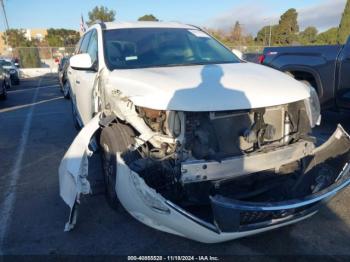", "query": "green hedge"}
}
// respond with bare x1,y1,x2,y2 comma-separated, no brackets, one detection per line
18,48,41,68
